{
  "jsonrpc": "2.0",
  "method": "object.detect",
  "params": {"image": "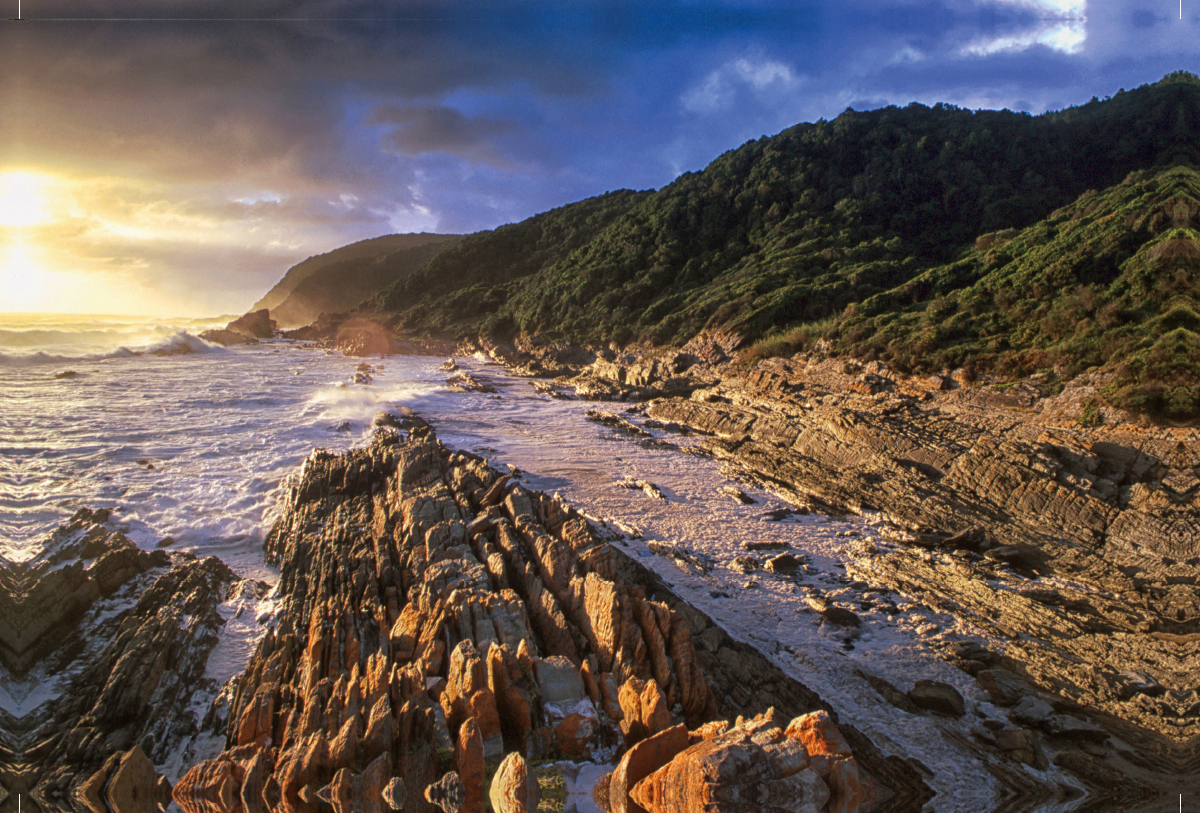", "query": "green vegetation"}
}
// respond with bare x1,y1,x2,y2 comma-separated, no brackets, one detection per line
827,165,1200,419
347,73,1200,420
